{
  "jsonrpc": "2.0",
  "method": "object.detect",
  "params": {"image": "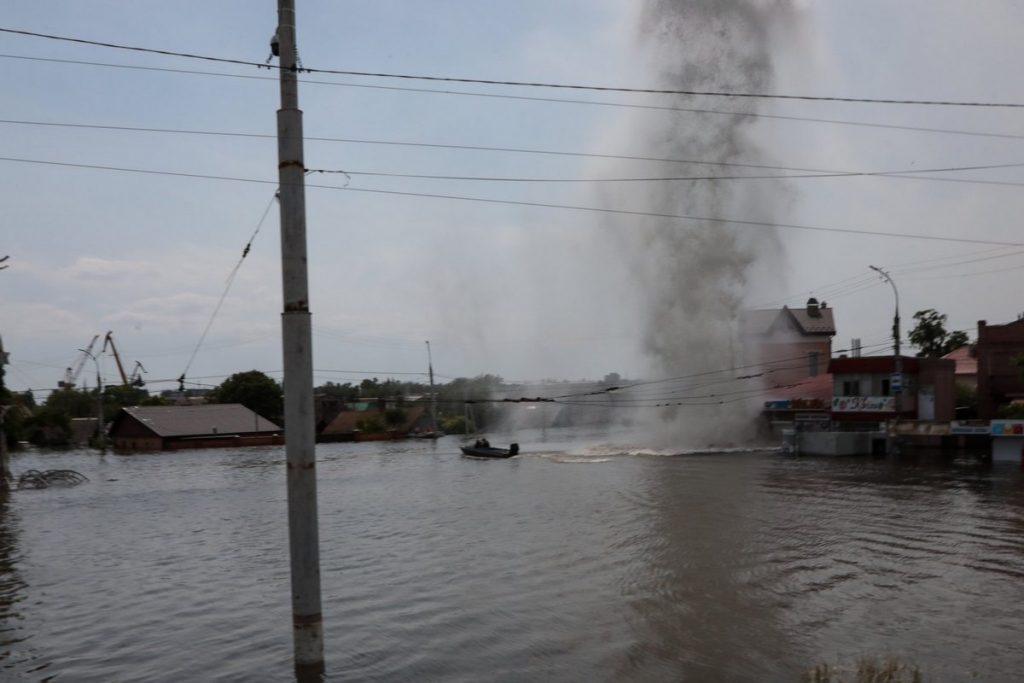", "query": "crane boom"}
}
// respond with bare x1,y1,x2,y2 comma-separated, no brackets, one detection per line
60,334,99,388
129,360,147,387
102,331,130,386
